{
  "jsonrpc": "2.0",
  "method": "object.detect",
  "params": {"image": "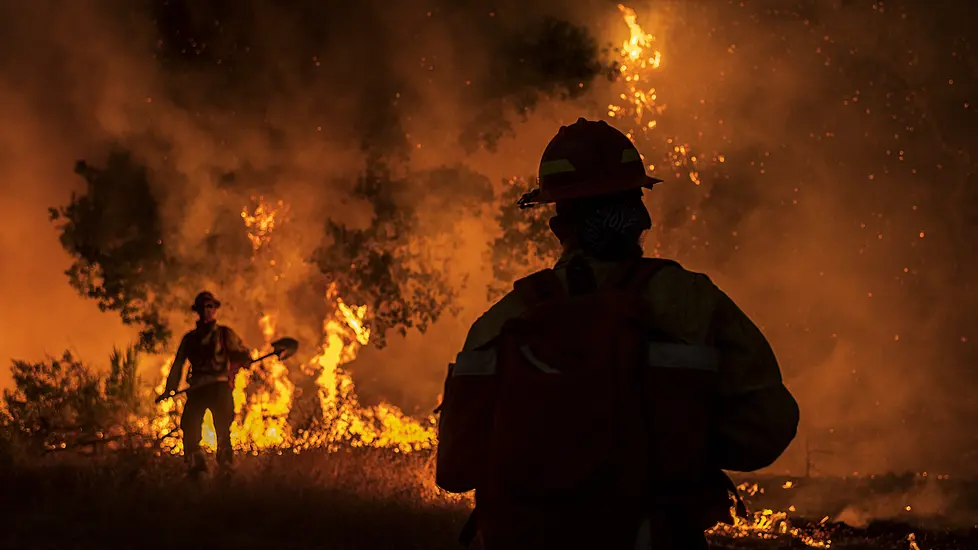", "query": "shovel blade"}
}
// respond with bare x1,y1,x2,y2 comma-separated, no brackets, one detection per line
270,337,299,360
